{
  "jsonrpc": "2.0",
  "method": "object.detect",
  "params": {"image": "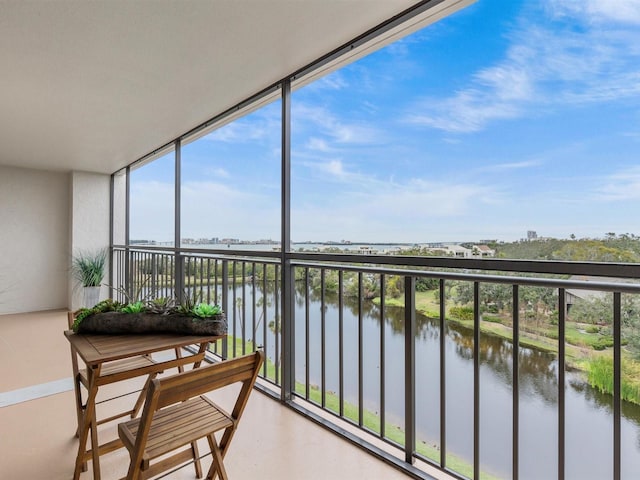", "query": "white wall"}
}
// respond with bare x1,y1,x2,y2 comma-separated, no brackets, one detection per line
0,165,70,313
69,171,111,310
0,166,111,314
